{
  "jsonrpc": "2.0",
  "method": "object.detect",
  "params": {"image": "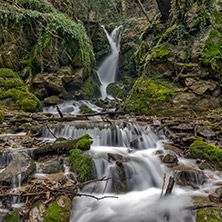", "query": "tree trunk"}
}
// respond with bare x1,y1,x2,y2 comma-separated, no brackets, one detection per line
156,0,172,21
